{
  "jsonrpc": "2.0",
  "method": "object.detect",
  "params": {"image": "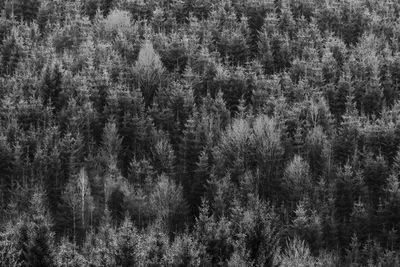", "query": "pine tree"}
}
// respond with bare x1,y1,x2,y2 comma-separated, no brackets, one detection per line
58,132,83,188
349,200,369,246
0,221,22,267
392,149,400,175
382,174,400,238
245,0,273,55
178,115,204,202
104,86,155,176
217,18,250,65
188,147,211,218
364,155,389,208
292,201,322,254
141,222,169,266
241,199,280,267
84,210,117,266
4,0,41,22
332,107,360,165
87,68,110,145
101,119,123,172
1,26,25,76
55,237,87,267
41,59,65,113
305,126,328,178
363,69,383,117
0,138,15,212
345,234,361,266
257,29,275,74
15,189,55,267
150,81,194,148
107,181,126,226
165,232,202,267
115,217,139,267
330,72,352,122
278,0,296,38
194,201,234,266
335,164,366,227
